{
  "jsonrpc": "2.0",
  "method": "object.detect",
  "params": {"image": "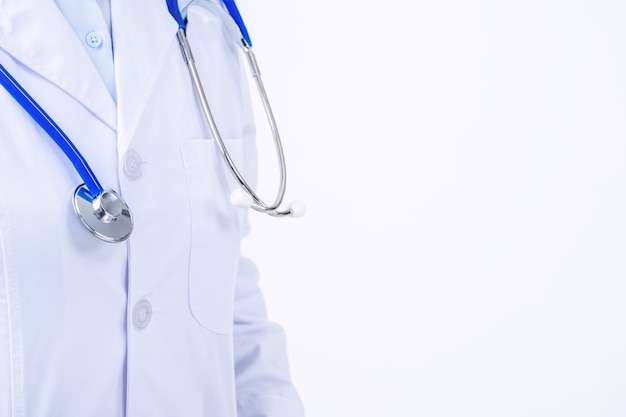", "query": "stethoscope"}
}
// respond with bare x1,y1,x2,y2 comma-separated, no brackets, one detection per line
168,0,304,219
0,0,302,243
